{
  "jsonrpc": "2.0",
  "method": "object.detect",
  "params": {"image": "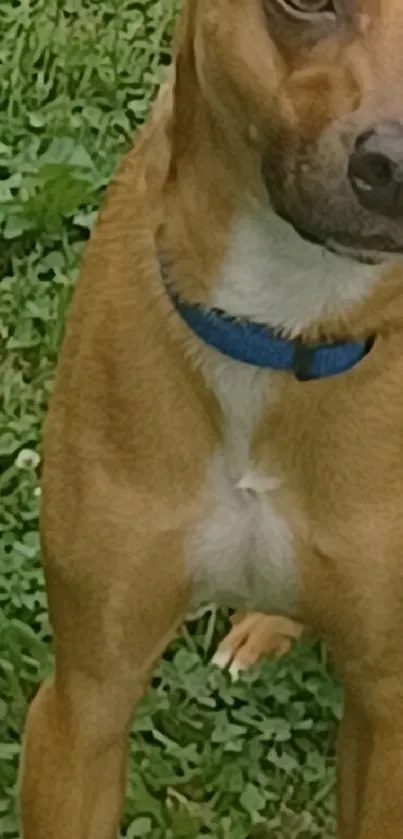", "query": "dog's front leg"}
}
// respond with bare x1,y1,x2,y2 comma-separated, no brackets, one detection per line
337,693,366,839
338,690,403,838
355,715,403,838
19,509,189,839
